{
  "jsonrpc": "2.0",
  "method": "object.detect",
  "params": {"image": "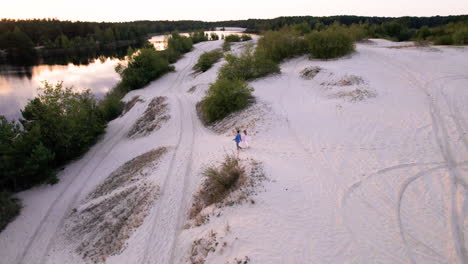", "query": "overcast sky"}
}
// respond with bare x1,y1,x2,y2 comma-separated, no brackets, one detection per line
3,0,468,22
